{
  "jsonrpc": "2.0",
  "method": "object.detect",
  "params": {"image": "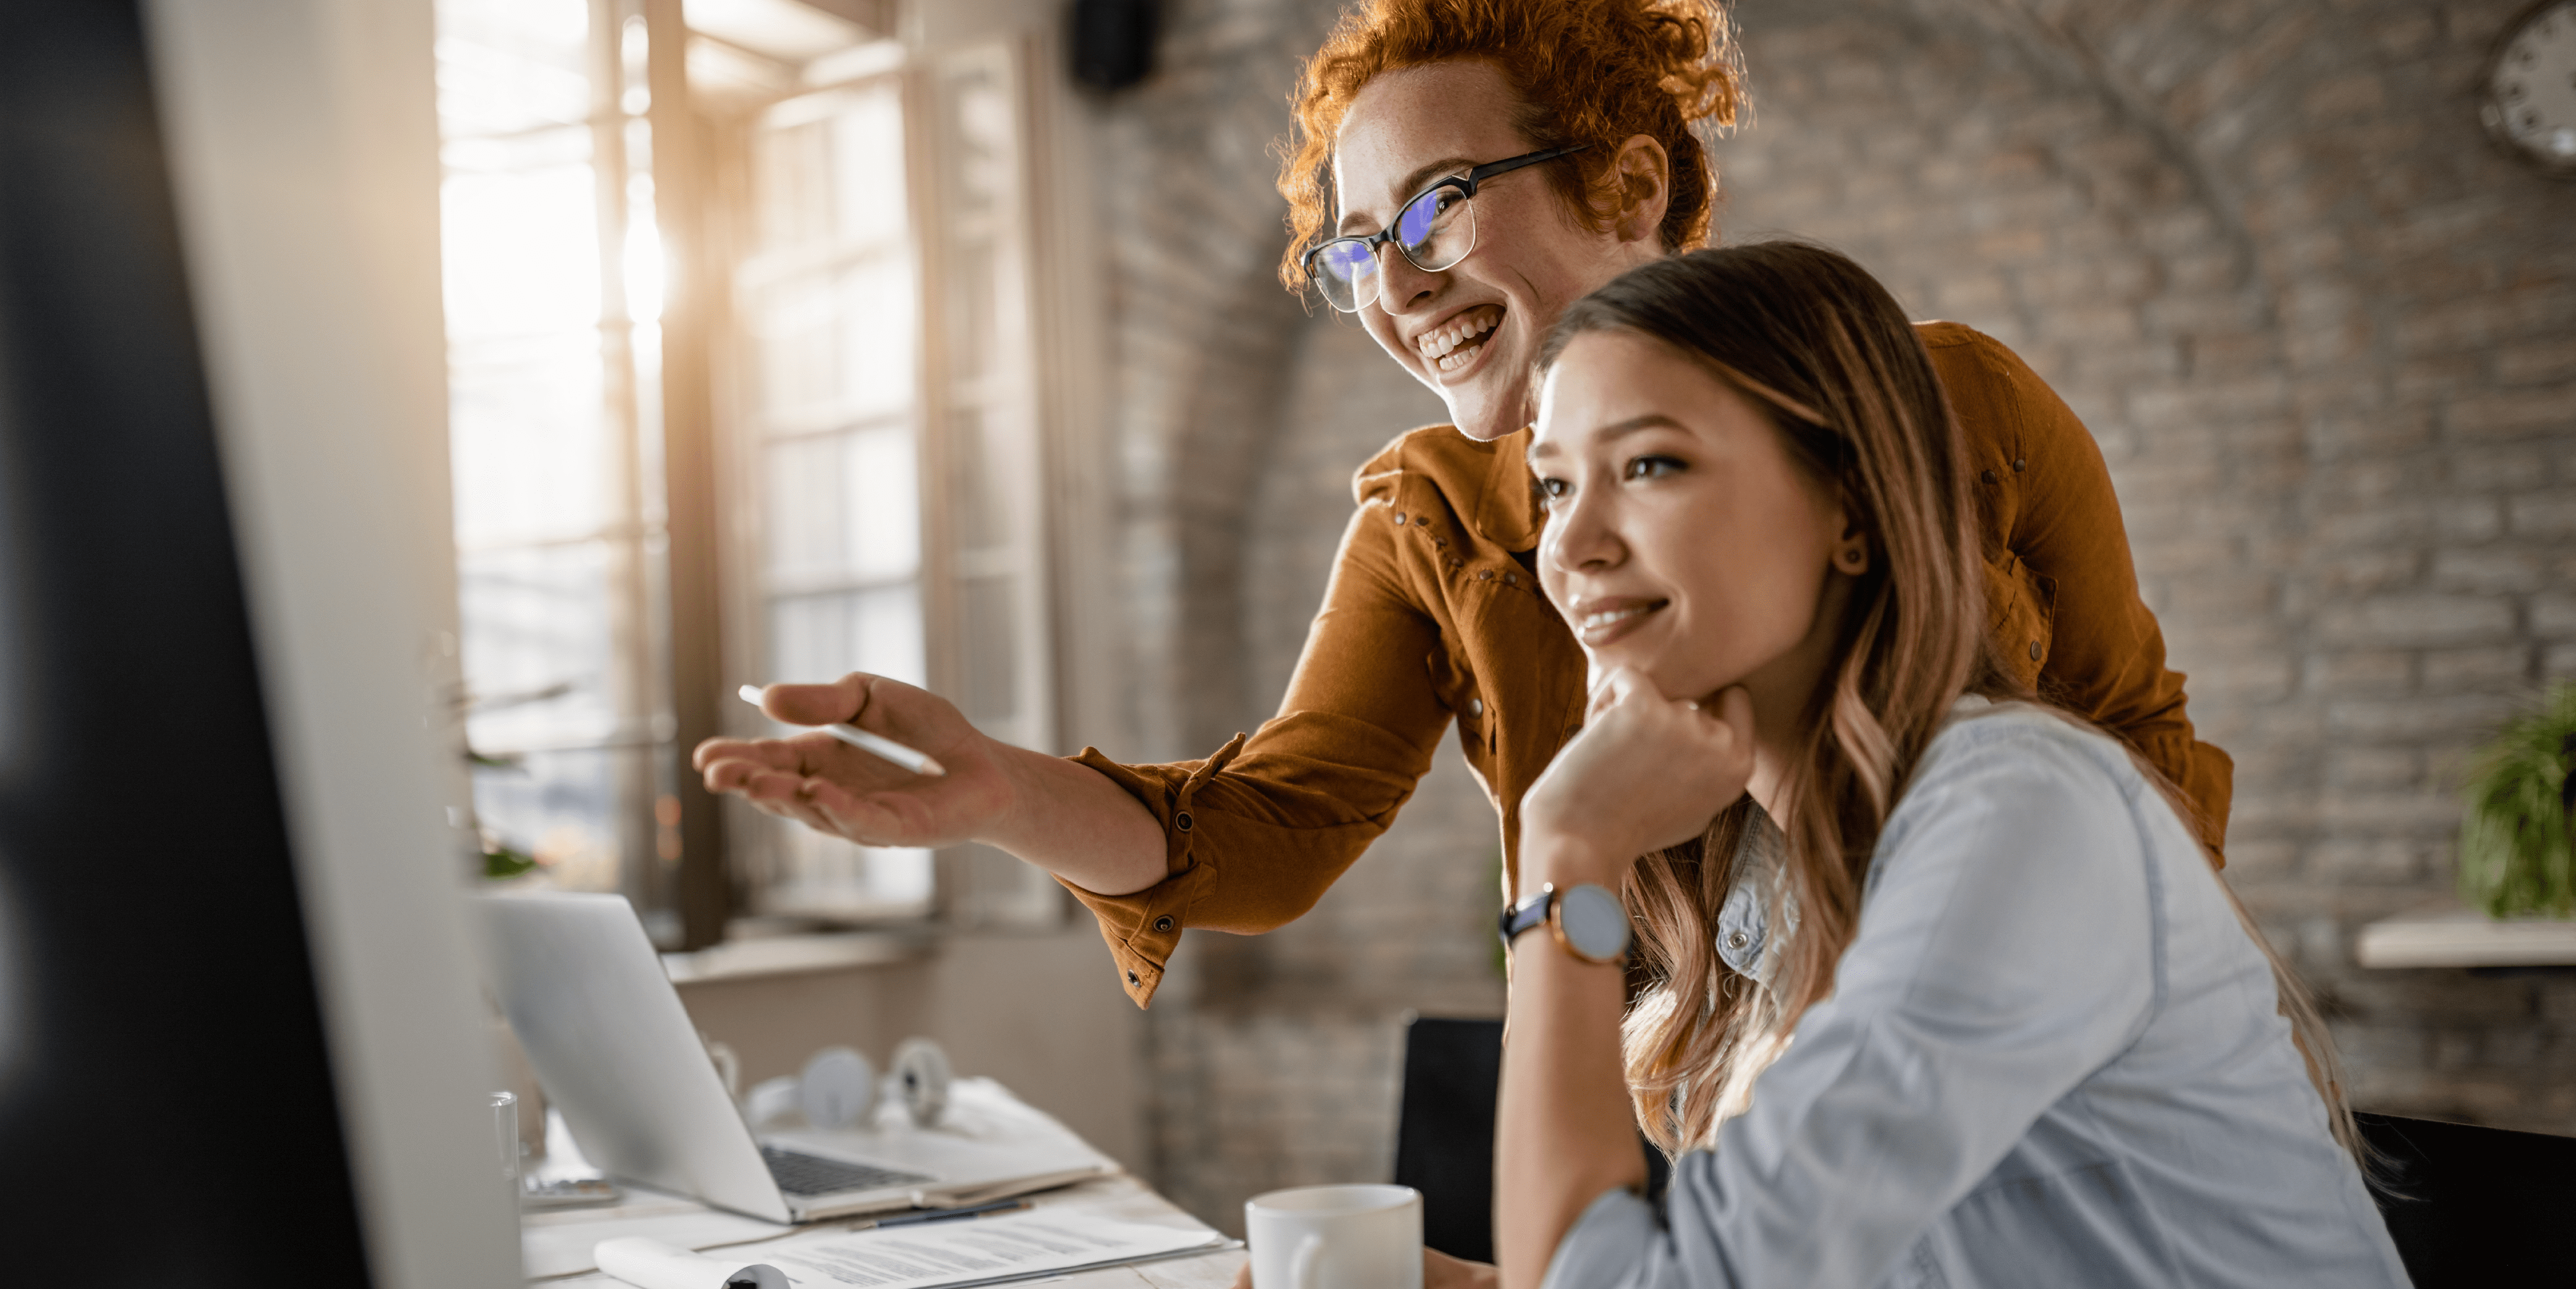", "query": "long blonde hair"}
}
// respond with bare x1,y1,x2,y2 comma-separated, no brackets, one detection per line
1536,243,2365,1165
